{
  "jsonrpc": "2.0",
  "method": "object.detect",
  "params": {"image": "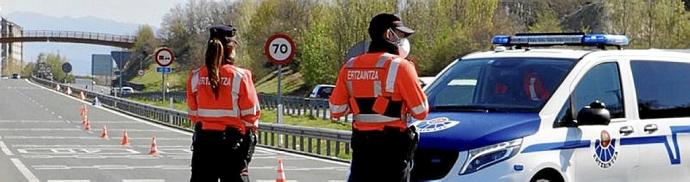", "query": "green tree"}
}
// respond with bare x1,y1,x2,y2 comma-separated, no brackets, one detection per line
125,25,159,80
529,9,562,33
300,3,339,88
